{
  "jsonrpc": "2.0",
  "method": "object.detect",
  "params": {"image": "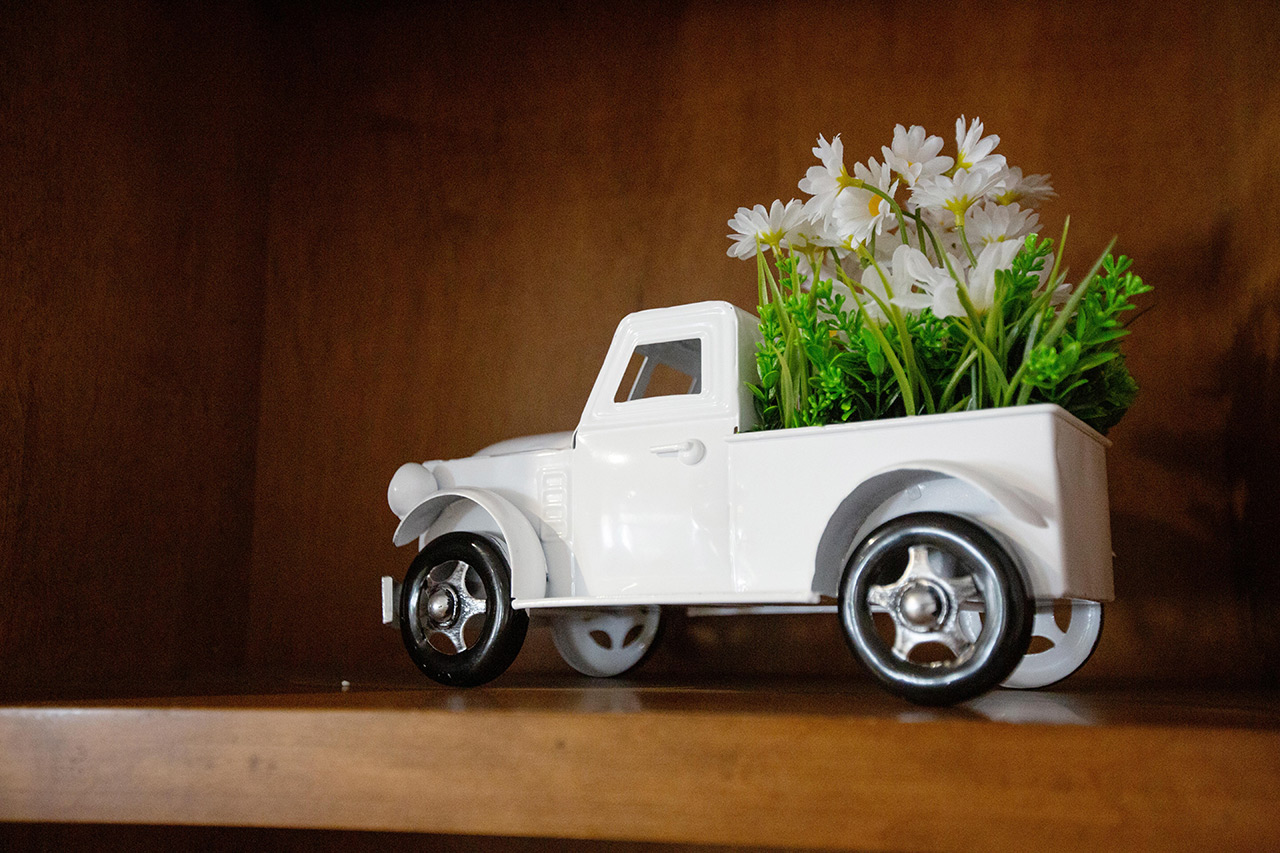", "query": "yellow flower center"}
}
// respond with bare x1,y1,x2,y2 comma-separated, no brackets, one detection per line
944,195,974,216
